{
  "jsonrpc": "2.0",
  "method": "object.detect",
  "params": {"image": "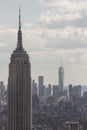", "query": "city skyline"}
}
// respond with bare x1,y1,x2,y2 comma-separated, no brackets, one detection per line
1,0,87,86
